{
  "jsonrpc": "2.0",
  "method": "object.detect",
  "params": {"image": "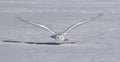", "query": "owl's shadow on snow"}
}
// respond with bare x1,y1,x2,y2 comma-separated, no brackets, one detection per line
2,40,62,45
